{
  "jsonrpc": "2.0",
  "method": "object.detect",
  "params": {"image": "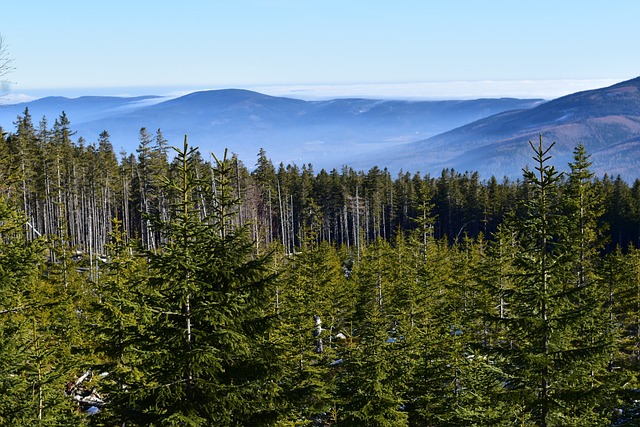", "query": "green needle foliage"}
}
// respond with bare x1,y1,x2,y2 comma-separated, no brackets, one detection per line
274,234,347,425
337,240,408,427
94,138,279,426
0,191,84,425
4,109,640,425
497,136,614,426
